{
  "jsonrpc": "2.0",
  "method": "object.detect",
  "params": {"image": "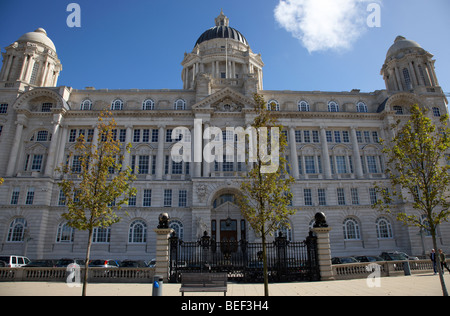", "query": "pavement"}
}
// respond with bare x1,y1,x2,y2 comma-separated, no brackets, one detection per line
1,273,449,296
